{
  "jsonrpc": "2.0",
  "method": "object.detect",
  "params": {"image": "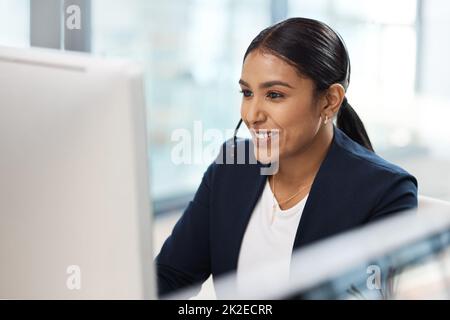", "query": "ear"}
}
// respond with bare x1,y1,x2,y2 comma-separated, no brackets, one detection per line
320,84,345,117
